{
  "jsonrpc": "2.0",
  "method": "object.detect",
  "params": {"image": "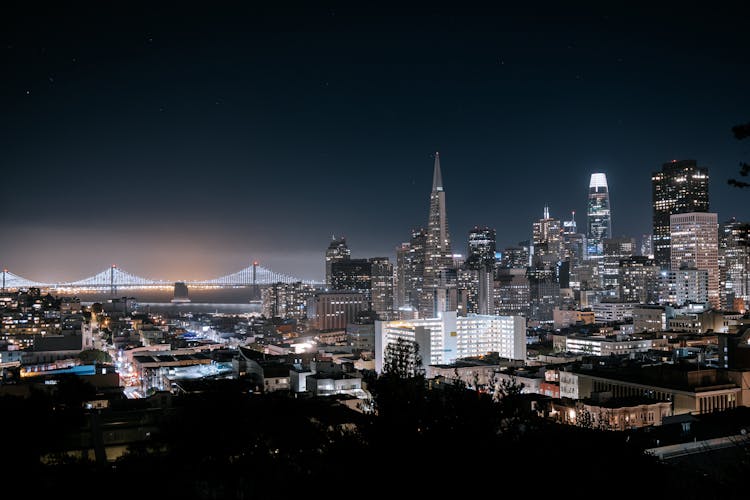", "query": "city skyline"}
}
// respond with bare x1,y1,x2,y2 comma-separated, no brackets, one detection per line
2,5,749,281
